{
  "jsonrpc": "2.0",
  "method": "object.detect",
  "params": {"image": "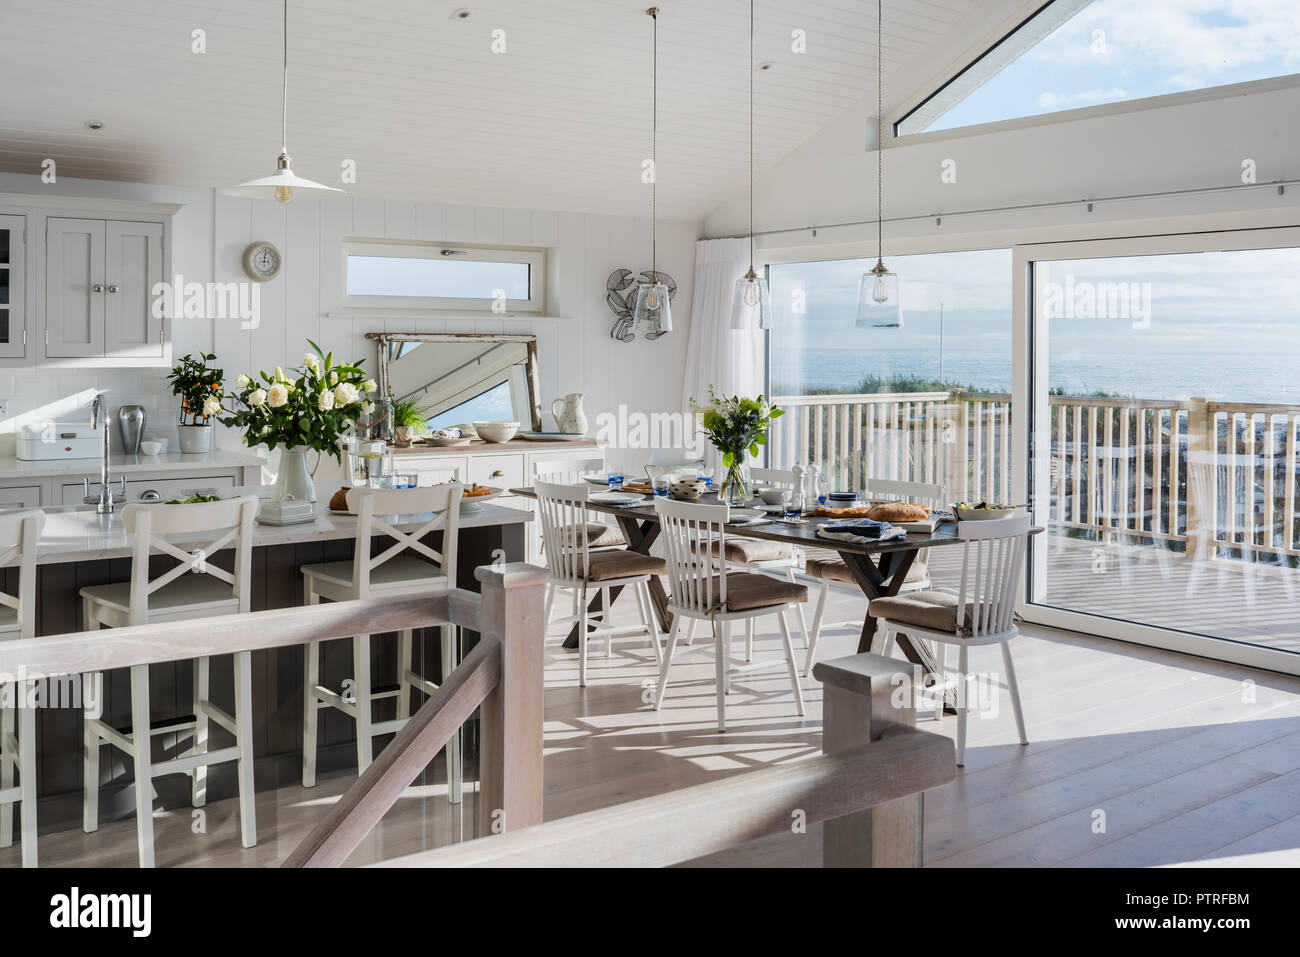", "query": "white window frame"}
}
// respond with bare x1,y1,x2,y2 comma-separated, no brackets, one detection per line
342,239,546,313
1013,225,1300,677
